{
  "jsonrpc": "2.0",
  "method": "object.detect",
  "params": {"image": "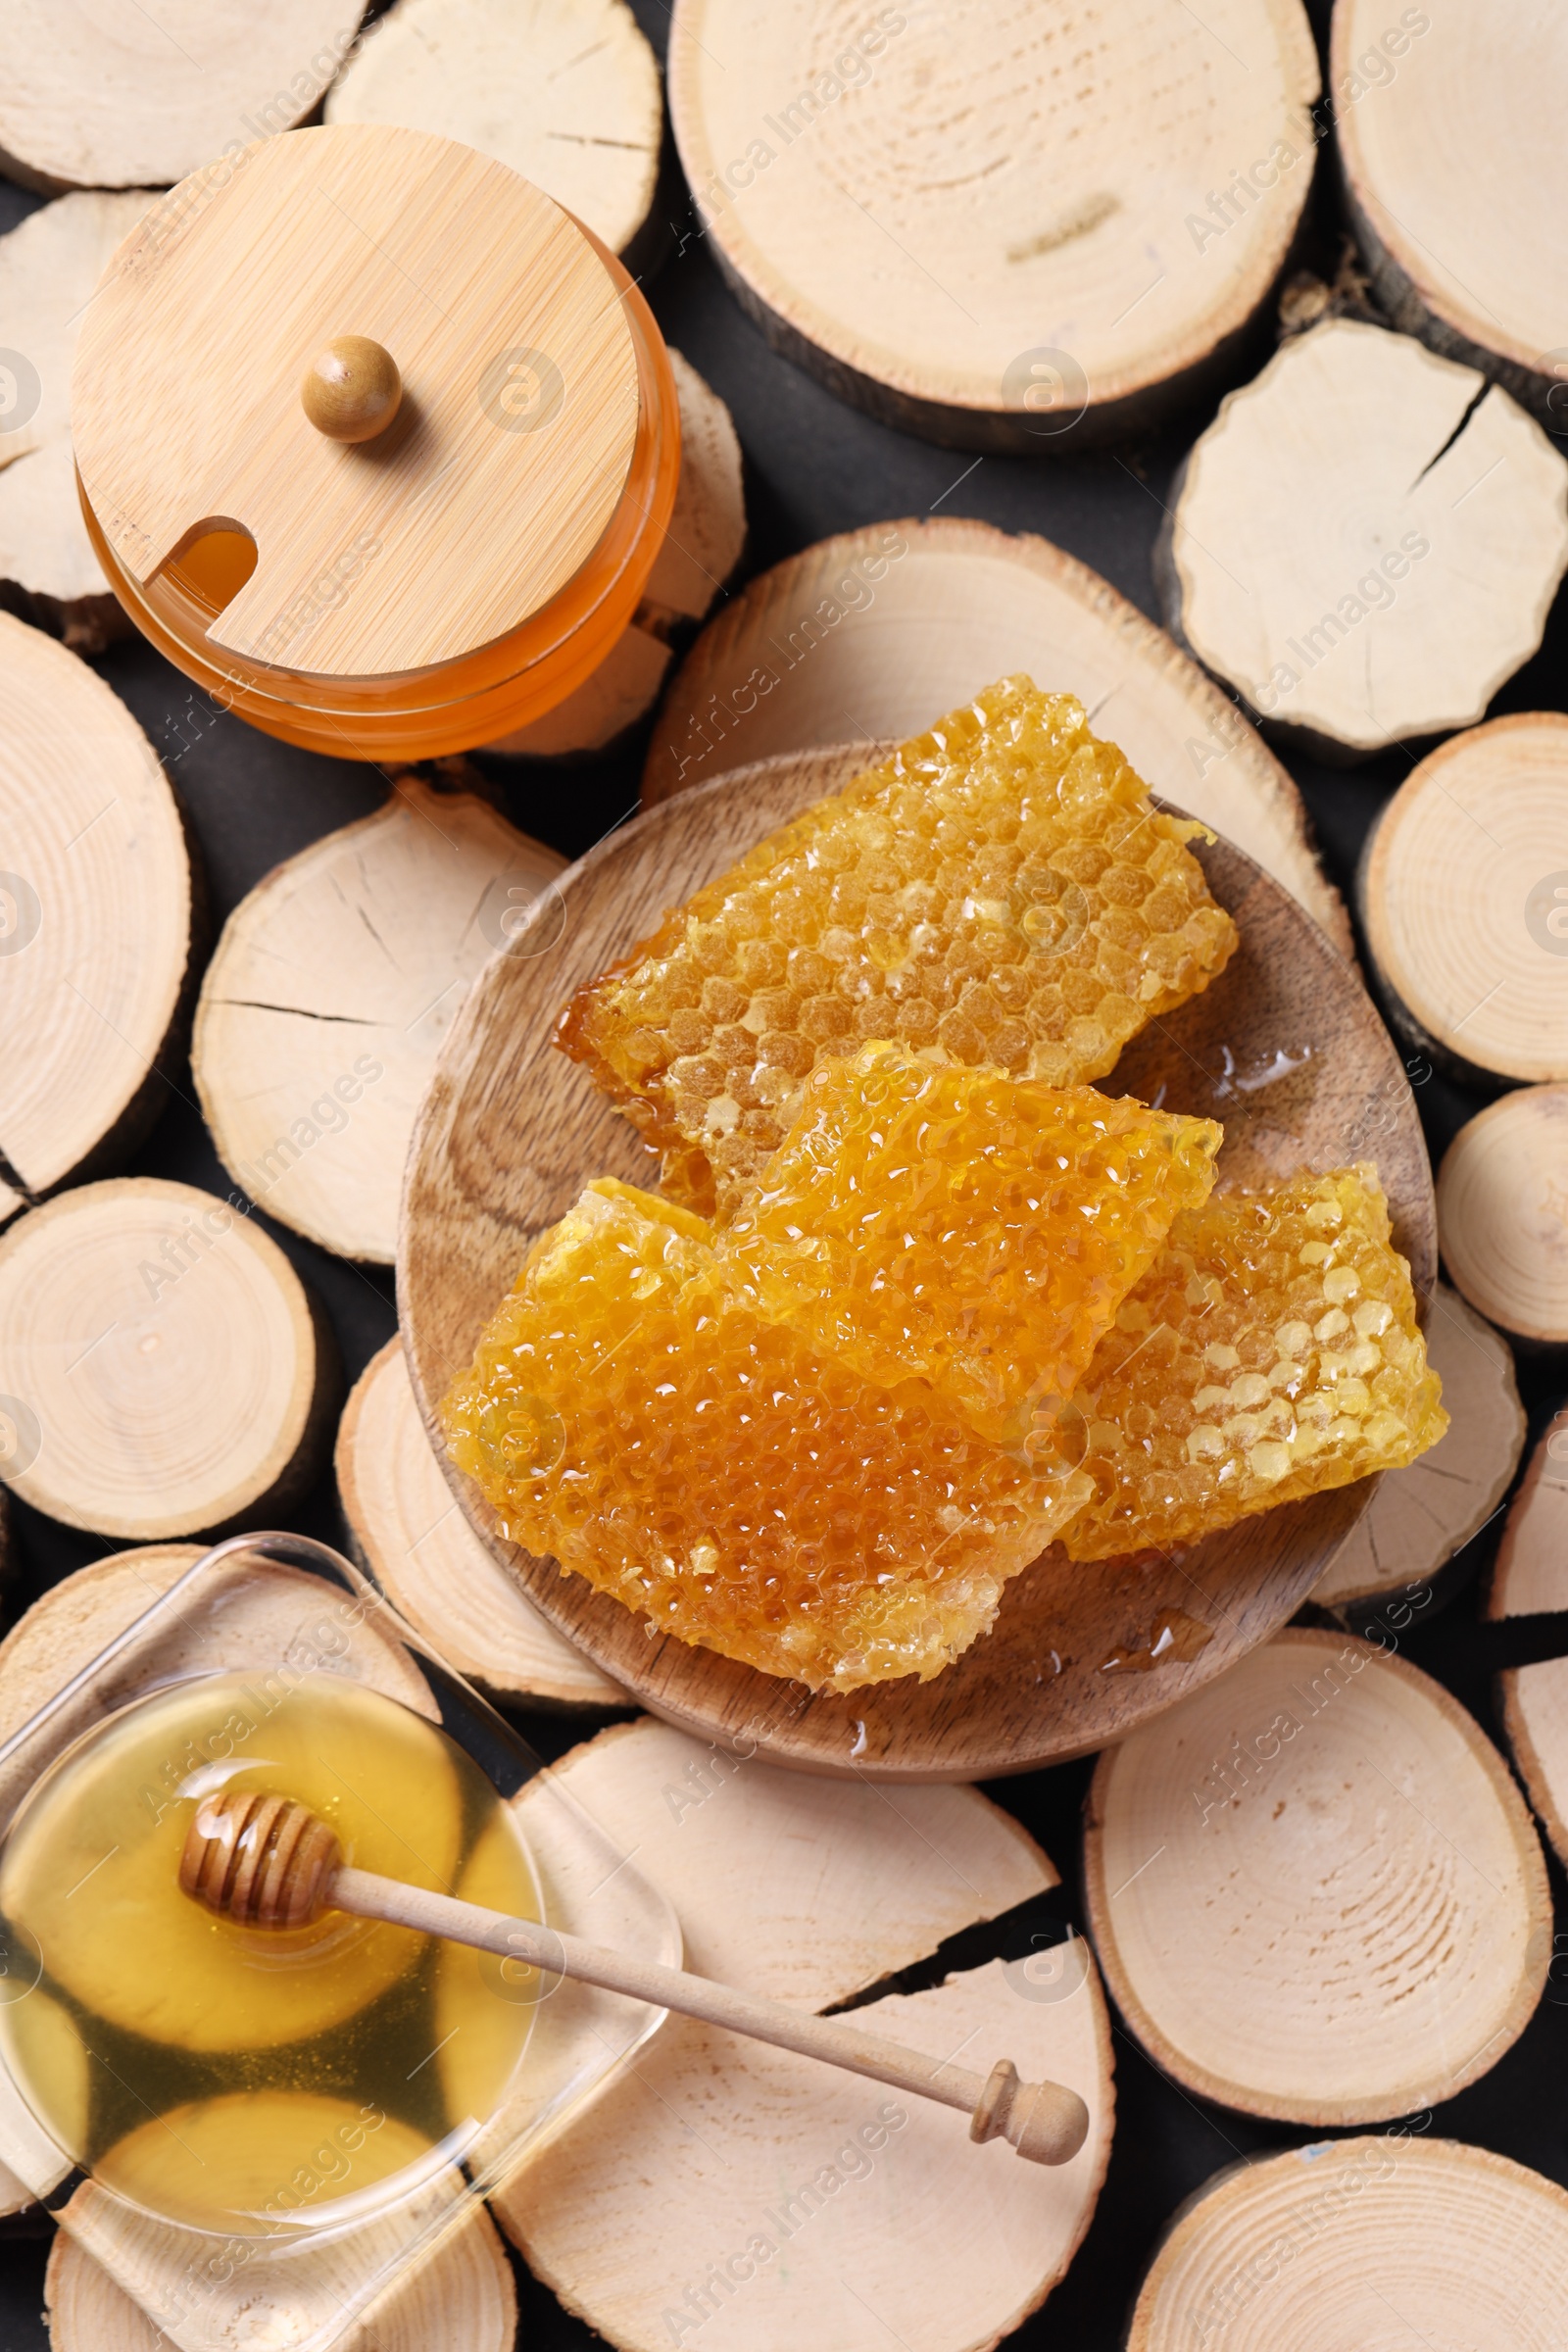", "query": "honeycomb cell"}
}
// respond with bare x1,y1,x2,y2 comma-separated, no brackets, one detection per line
1058,1165,1447,1560
441,1180,1092,1692
719,1042,1222,1445
558,676,1240,1214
